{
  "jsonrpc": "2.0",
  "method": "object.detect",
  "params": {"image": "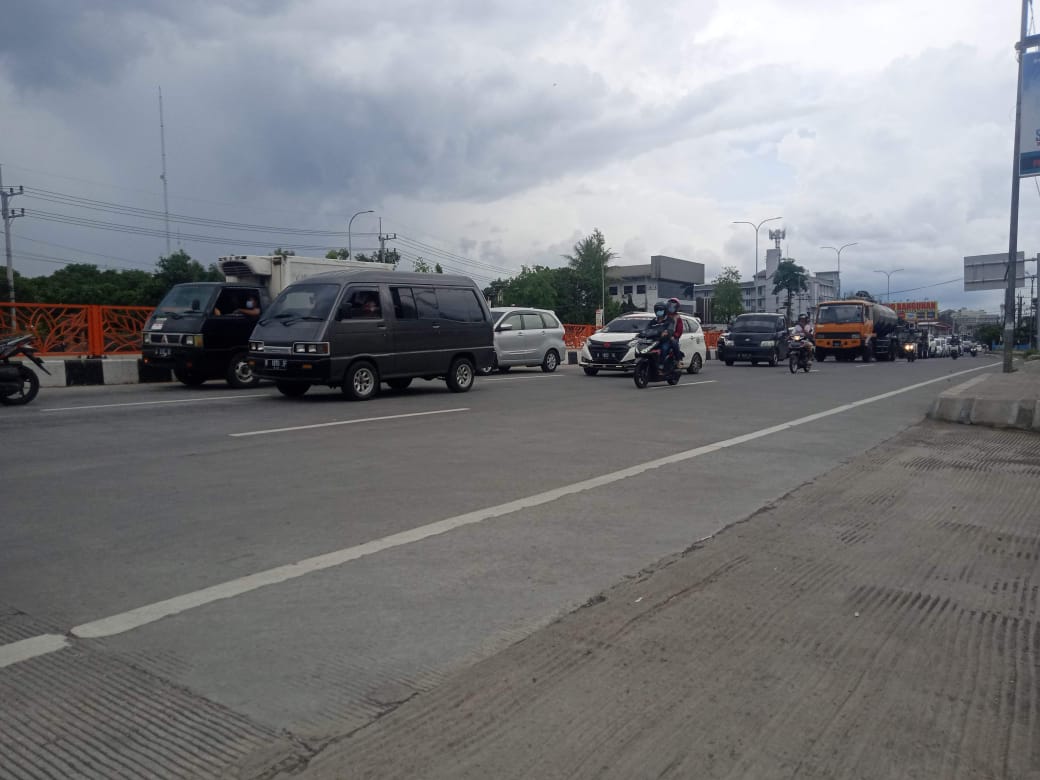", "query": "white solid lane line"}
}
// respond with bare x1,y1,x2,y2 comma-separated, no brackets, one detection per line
229,408,470,437
481,374,562,382
42,394,269,412
0,635,69,669
648,380,717,390
0,362,998,667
